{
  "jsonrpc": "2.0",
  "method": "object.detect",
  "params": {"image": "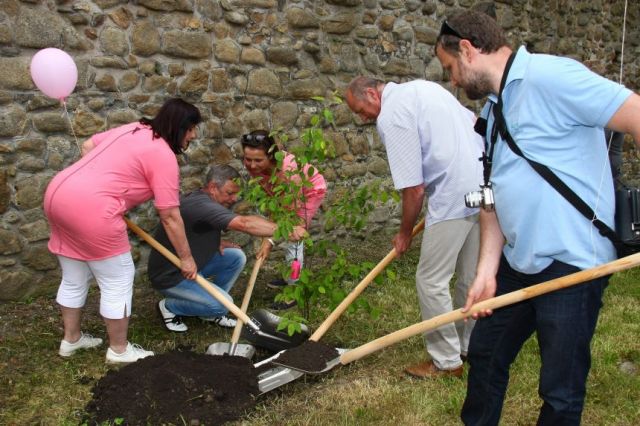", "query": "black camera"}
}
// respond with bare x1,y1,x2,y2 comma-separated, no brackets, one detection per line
615,188,640,253
464,184,495,211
